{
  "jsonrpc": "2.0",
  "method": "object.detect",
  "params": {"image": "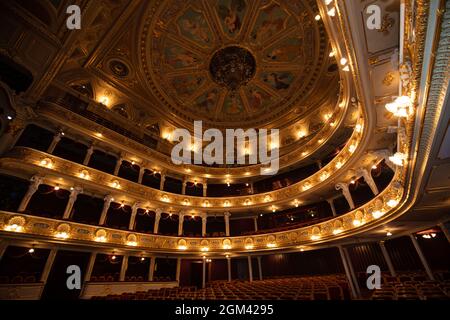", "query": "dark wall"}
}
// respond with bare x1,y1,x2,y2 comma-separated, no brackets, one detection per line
384,236,424,271
0,174,28,212
261,248,344,277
